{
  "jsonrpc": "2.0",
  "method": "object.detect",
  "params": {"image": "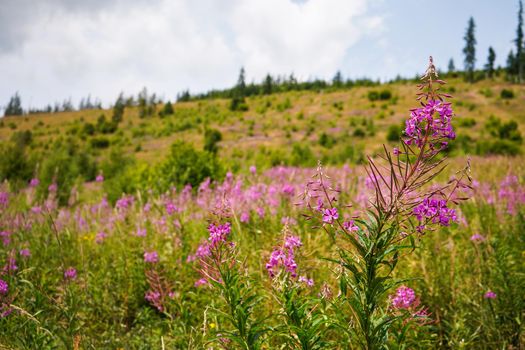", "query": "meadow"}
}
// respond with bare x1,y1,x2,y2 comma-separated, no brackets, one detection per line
0,68,524,349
